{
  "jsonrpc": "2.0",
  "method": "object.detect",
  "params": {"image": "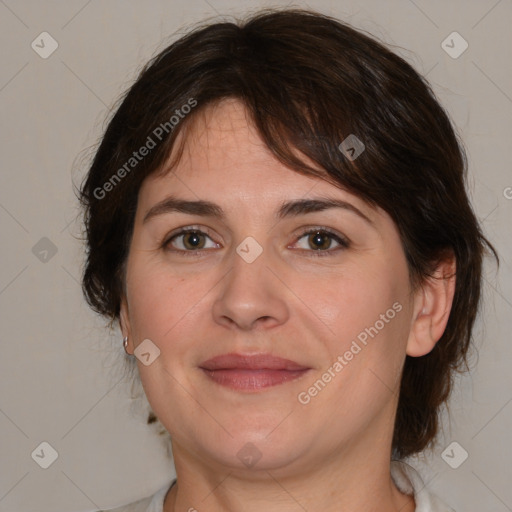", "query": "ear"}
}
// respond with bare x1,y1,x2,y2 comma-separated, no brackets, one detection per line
406,253,456,357
119,295,134,354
